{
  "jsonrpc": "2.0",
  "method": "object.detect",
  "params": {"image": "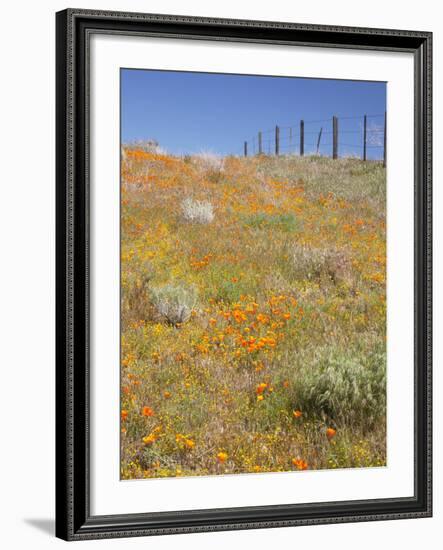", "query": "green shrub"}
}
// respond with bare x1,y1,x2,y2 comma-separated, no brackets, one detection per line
291,347,386,429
